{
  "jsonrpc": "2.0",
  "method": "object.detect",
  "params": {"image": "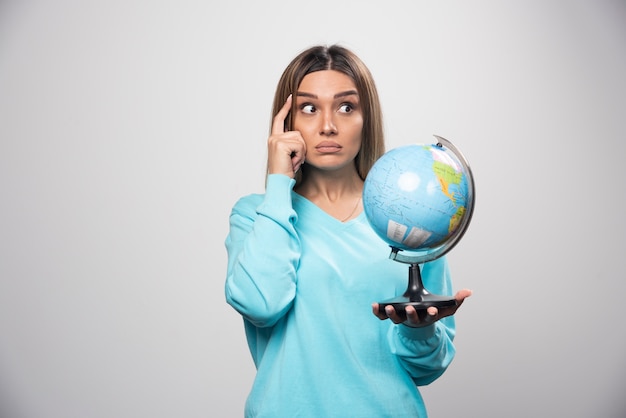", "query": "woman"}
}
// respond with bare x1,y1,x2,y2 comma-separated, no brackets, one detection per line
225,44,471,417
